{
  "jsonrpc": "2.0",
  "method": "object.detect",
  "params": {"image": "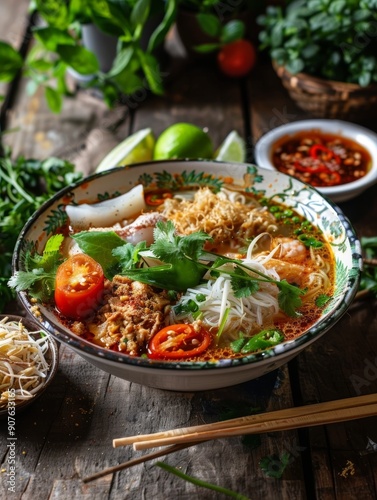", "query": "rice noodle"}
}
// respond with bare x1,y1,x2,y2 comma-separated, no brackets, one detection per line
171,251,280,342
0,317,51,409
